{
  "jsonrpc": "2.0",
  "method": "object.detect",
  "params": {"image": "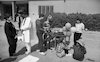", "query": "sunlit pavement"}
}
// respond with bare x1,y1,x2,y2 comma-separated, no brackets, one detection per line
0,21,100,62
